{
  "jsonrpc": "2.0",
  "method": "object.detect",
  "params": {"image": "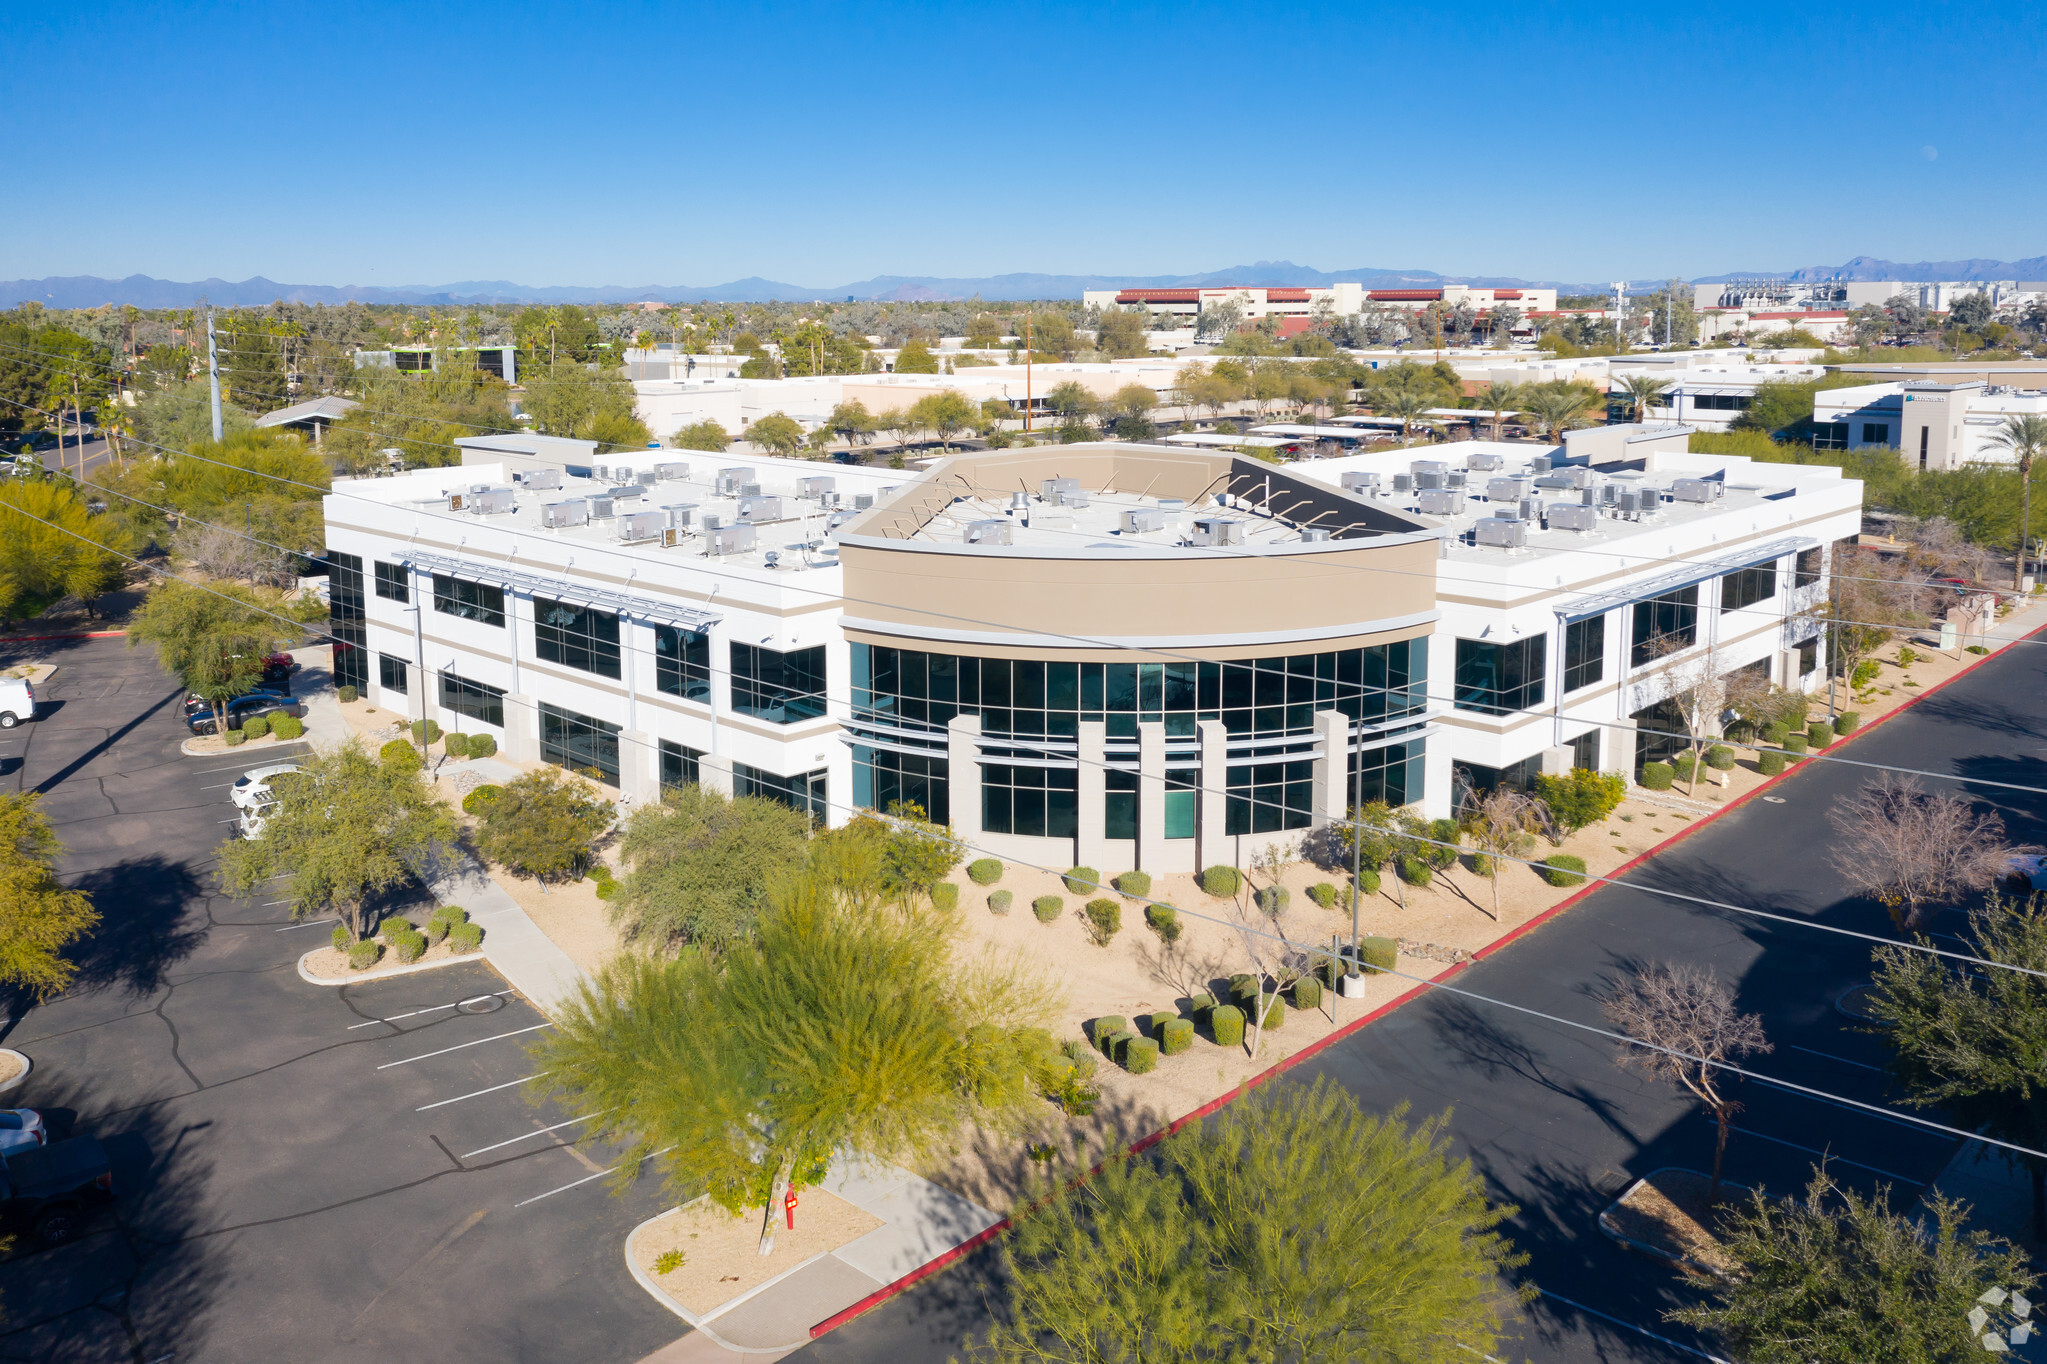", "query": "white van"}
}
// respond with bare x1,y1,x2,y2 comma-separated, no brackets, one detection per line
0,678,33,729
